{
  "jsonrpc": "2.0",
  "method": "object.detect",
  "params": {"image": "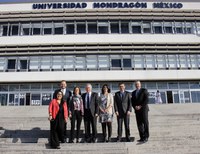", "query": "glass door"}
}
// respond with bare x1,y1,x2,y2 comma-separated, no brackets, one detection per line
179,91,191,103
8,93,19,106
